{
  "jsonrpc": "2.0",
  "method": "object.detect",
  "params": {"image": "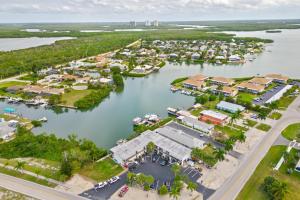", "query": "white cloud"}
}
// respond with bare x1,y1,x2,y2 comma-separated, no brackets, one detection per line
0,0,299,22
